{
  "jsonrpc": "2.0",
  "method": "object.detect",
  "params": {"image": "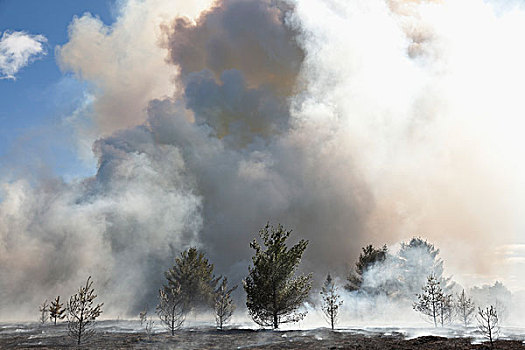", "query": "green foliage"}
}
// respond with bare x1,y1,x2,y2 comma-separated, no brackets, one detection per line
214,277,237,330
49,296,66,325
164,247,220,312
67,276,103,345
345,244,387,292
244,222,312,329
320,274,343,330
